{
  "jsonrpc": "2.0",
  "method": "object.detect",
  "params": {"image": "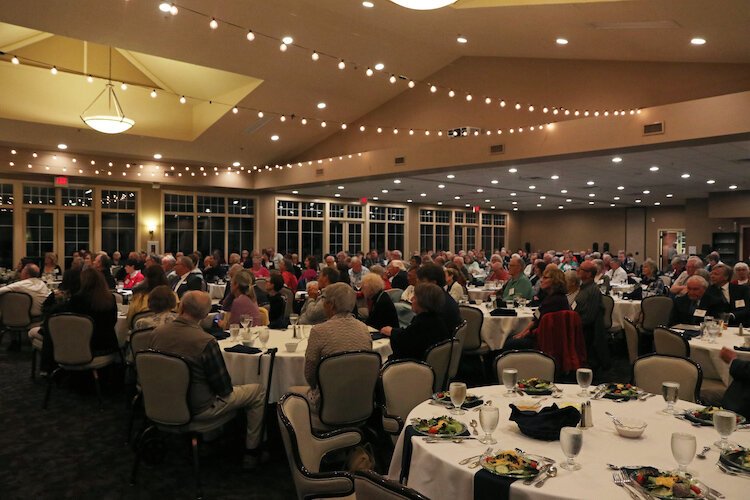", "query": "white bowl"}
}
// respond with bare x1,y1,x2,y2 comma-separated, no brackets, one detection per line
285,342,299,353
614,417,647,438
